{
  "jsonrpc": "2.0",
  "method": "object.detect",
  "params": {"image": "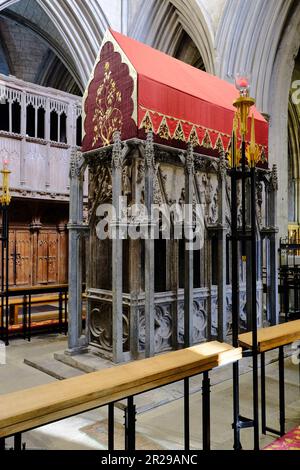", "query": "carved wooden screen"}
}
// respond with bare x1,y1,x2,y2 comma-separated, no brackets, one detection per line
15,230,31,286
47,231,59,284
2,227,68,288
5,230,32,287
37,232,48,284
37,231,59,285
